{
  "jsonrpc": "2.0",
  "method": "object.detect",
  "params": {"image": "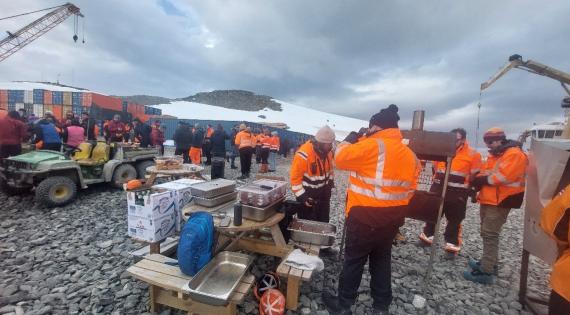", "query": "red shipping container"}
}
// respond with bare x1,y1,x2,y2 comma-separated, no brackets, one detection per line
52,105,63,121
91,93,121,111
0,103,7,111
82,92,92,107
0,90,7,103
44,90,53,104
